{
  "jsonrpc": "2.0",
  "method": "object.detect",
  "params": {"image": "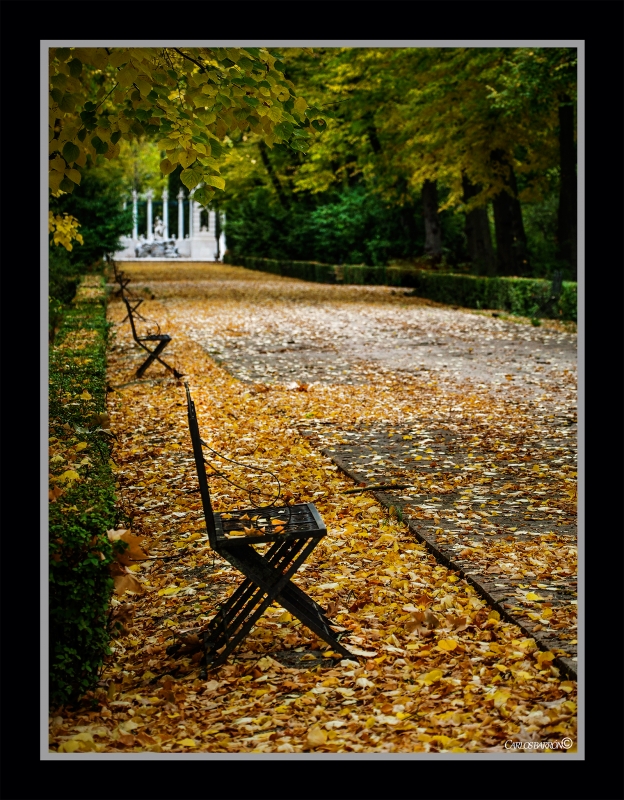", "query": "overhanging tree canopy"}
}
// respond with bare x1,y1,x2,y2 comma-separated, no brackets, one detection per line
49,46,326,207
